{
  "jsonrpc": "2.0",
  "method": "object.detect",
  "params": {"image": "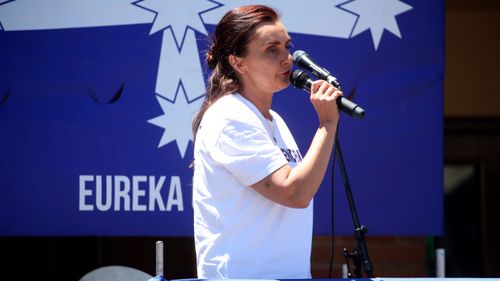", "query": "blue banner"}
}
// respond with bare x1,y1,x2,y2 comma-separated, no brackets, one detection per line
0,0,443,236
